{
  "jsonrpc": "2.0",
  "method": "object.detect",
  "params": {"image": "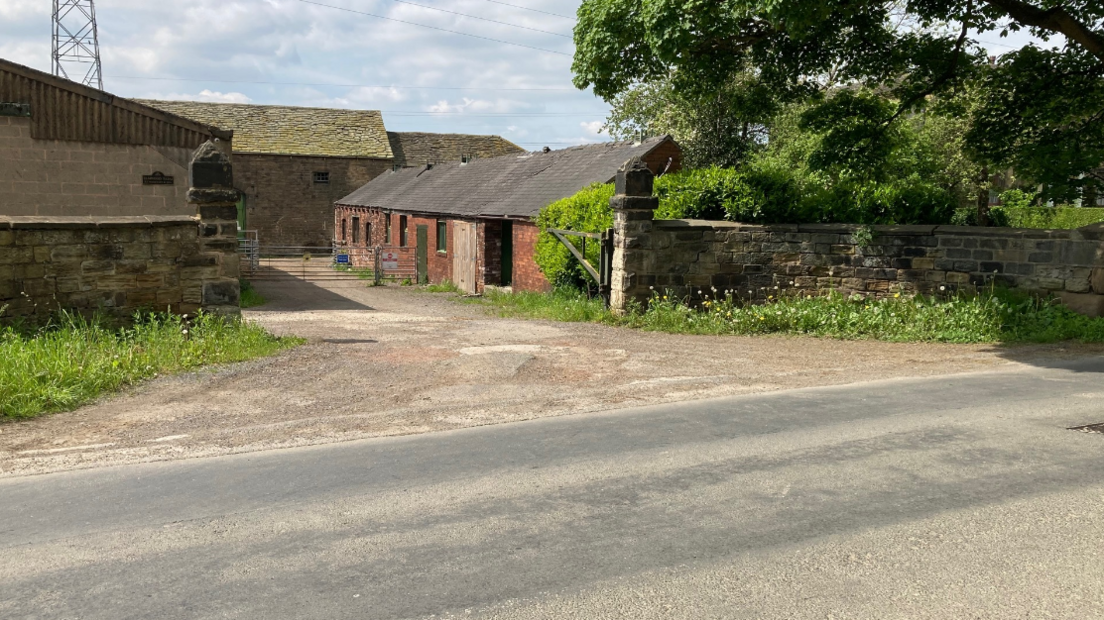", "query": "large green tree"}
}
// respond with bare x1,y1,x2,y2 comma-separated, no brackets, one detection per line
573,0,1104,200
